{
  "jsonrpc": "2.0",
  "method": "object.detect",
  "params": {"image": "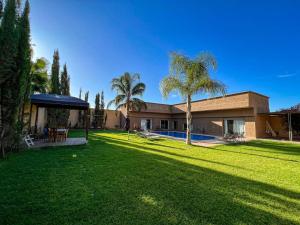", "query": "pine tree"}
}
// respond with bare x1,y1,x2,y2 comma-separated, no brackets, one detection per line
94,93,100,128
16,0,31,127
0,0,19,154
60,64,70,126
